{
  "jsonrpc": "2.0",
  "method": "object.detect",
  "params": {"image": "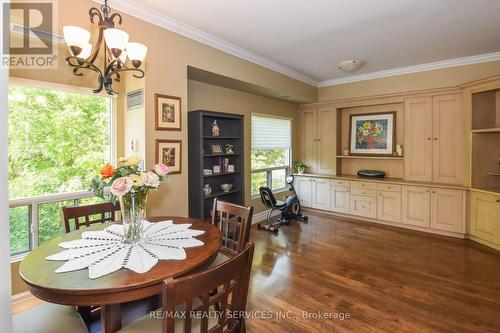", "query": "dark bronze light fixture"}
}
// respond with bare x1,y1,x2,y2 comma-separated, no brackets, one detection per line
63,0,147,95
